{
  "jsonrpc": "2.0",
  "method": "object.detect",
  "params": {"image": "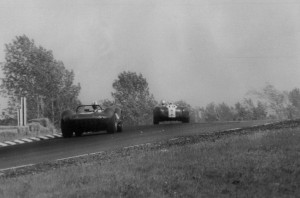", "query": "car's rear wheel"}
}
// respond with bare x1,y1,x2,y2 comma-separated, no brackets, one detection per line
61,120,73,138
153,108,160,125
182,116,190,123
75,131,83,137
153,116,159,125
107,114,118,134
117,122,123,132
